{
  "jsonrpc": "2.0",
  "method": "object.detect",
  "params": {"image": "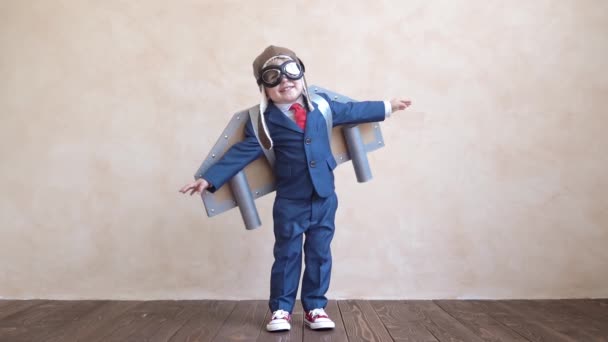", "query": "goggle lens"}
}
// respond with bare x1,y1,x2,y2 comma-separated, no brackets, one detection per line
283,61,301,77
262,69,282,85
